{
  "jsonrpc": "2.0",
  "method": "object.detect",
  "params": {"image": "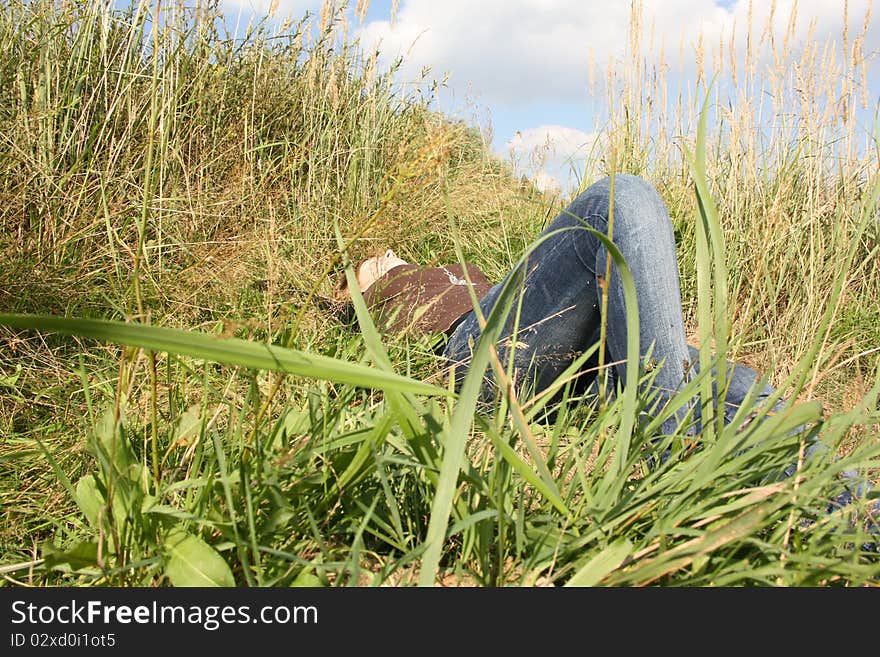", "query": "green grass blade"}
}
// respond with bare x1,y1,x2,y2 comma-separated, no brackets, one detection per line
0,314,449,397
478,417,569,515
